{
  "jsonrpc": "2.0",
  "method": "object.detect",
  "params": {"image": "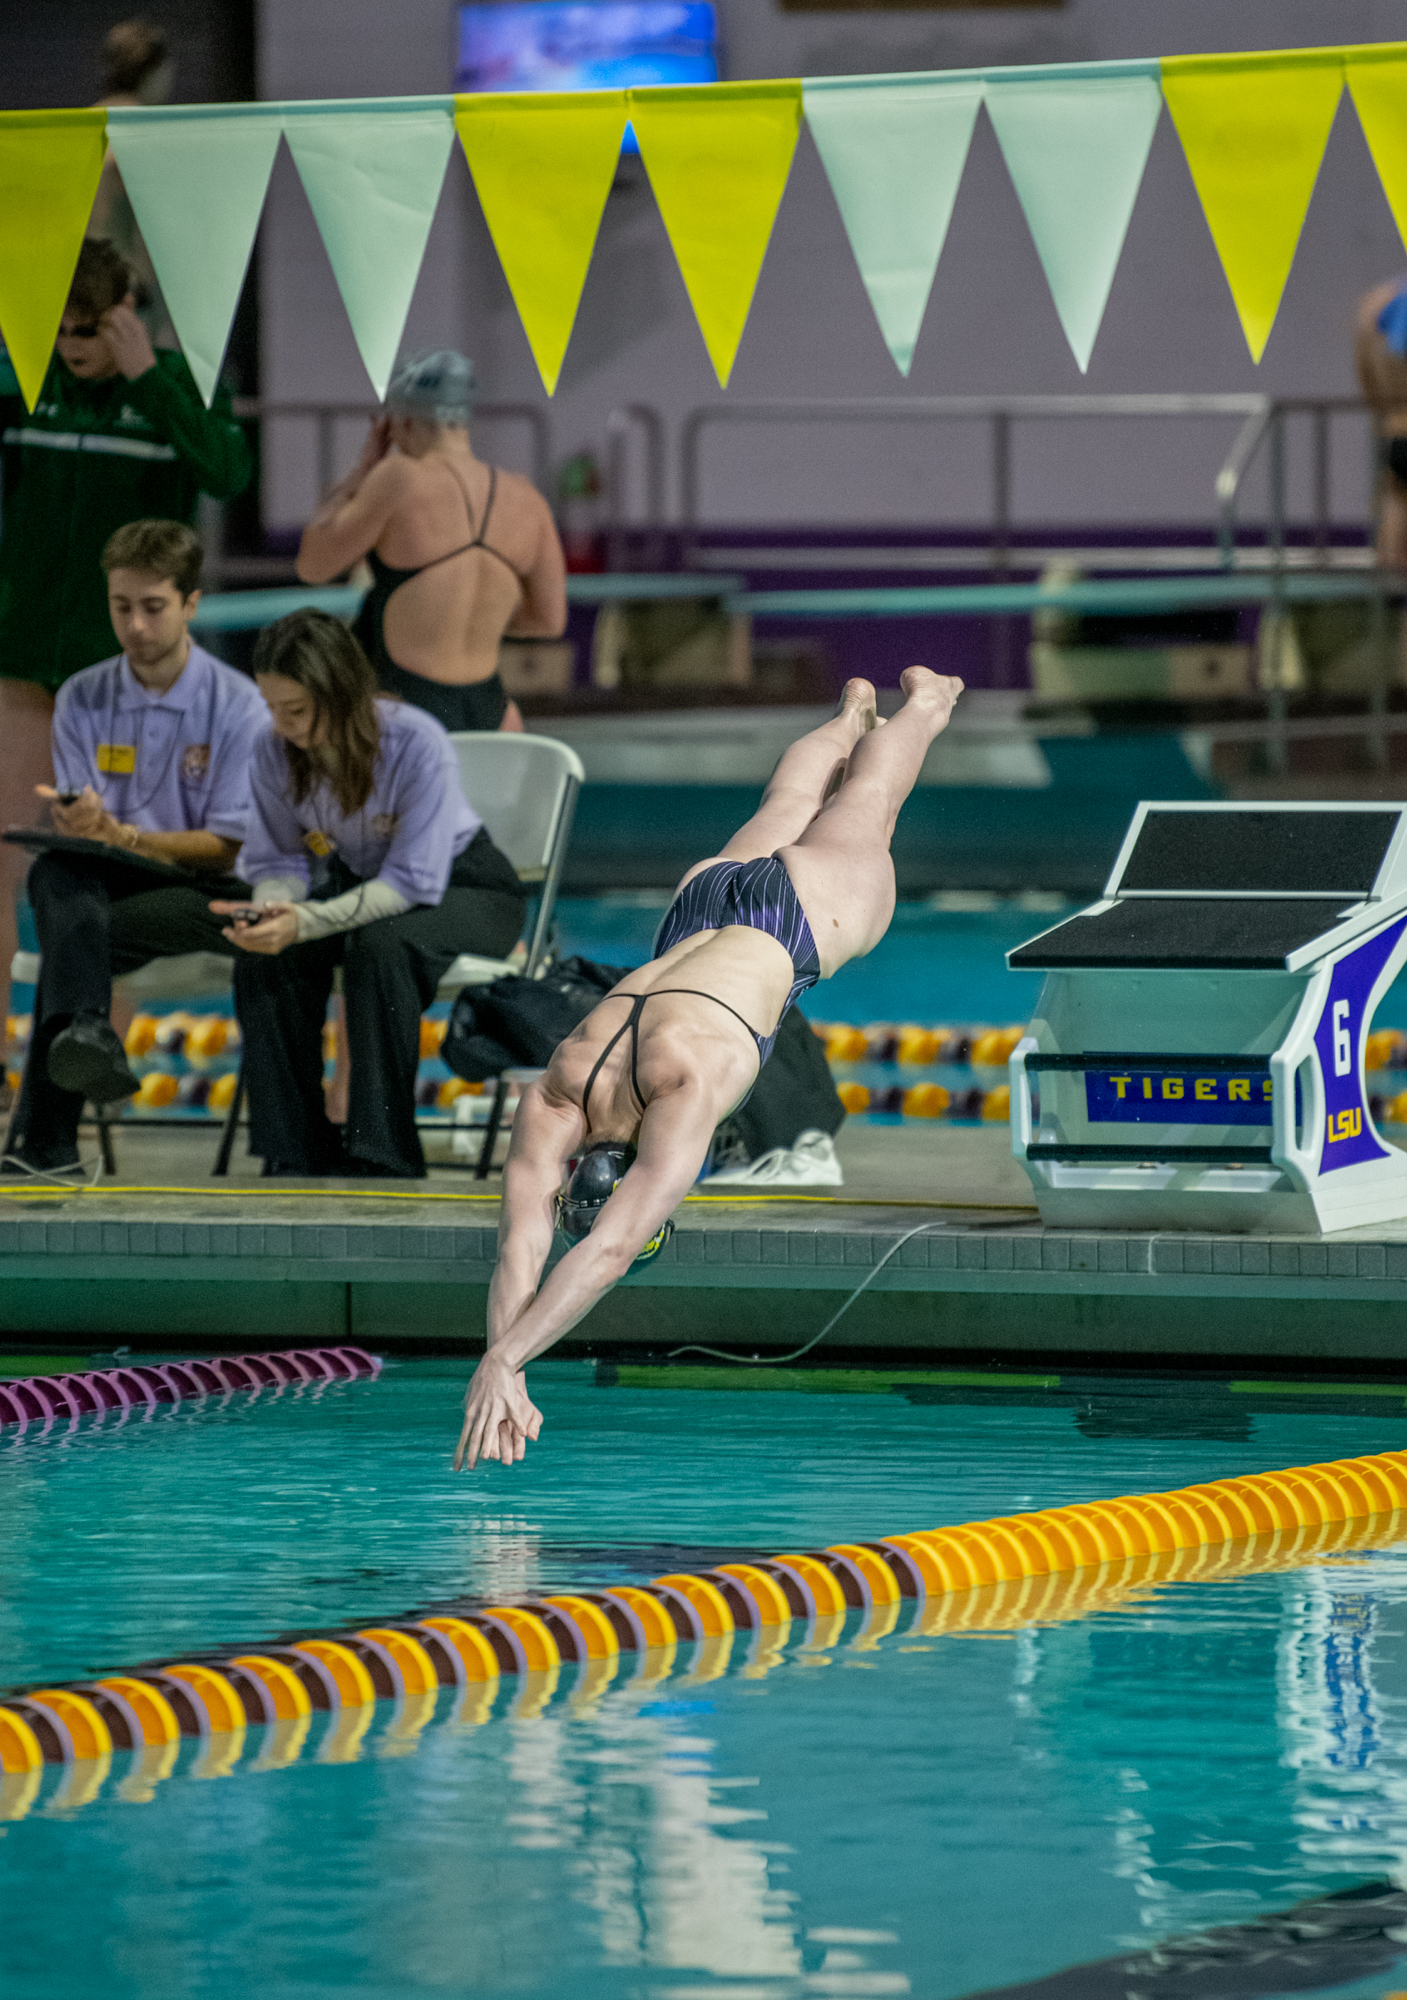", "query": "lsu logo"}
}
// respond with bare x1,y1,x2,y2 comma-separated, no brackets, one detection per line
182,742,210,781
1327,1108,1363,1144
